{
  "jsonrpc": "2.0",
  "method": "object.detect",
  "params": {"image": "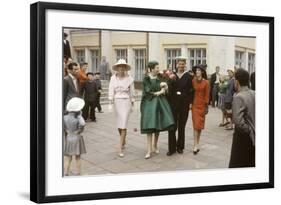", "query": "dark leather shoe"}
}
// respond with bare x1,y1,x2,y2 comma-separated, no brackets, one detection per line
177,149,183,154
166,151,176,156
193,149,200,155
